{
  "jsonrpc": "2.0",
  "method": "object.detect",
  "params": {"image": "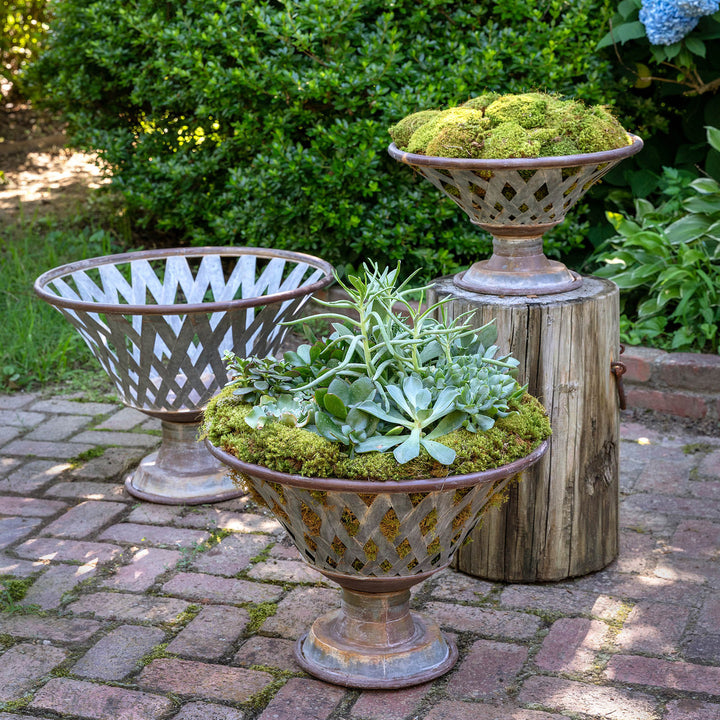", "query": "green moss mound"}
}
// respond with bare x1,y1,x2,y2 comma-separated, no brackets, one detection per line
204,391,550,482
391,91,630,159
